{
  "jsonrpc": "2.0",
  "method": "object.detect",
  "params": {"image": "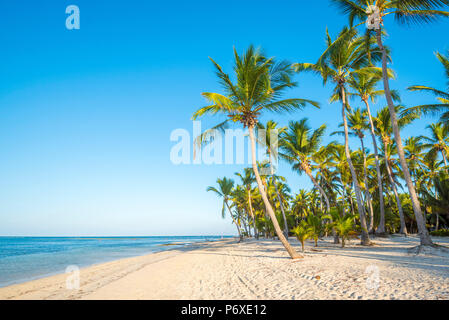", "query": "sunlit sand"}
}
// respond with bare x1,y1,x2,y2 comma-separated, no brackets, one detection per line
1,236,448,300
